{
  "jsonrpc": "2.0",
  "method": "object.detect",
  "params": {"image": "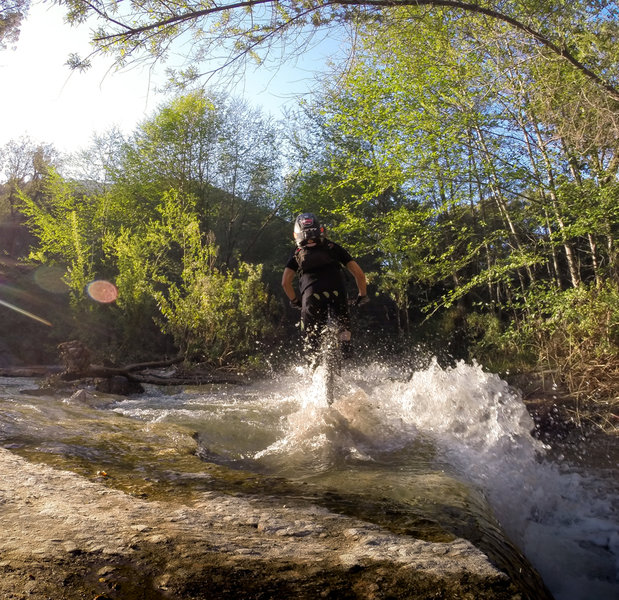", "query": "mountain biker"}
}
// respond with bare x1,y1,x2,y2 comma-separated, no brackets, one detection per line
281,213,368,359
